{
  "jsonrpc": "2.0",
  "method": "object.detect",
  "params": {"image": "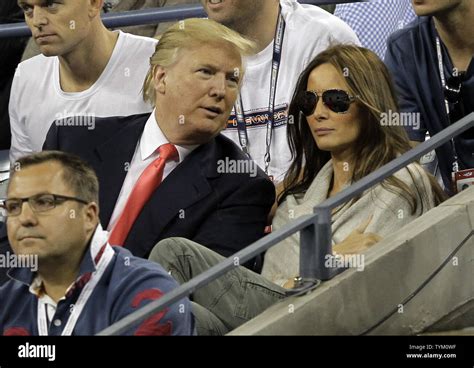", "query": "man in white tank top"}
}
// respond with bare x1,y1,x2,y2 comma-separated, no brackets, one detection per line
9,0,158,163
